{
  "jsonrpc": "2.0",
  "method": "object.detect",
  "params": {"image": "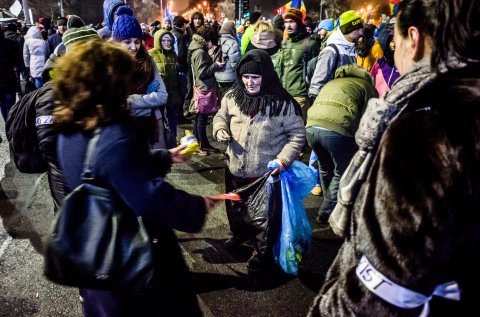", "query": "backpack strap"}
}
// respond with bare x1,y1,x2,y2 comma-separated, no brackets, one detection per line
327,43,340,71
325,43,340,79
302,36,311,82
